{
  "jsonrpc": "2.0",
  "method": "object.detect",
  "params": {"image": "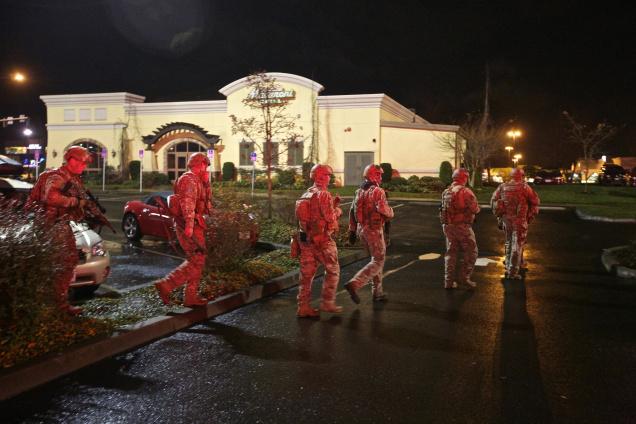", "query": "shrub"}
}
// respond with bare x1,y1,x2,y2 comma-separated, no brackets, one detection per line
439,161,453,186
129,160,141,180
380,163,393,183
142,172,171,187
0,201,113,368
222,162,236,181
276,168,297,187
